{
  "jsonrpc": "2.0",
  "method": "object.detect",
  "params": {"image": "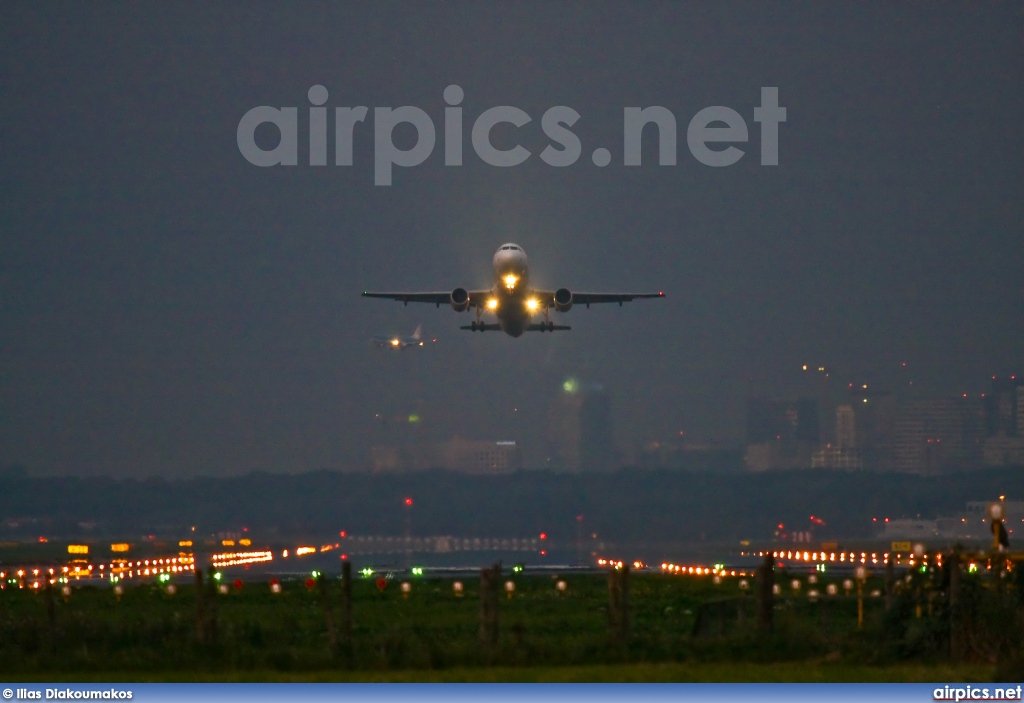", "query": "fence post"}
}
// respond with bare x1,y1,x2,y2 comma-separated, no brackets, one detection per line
44,578,56,627
607,564,630,643
620,563,631,641
607,567,620,638
194,567,206,643
479,563,500,644
757,552,774,632
341,561,353,647
885,556,895,610
948,551,962,662
317,572,339,653
204,568,219,645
